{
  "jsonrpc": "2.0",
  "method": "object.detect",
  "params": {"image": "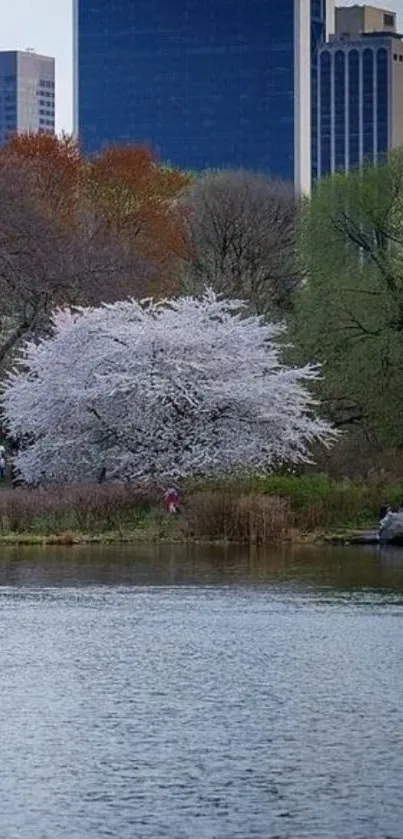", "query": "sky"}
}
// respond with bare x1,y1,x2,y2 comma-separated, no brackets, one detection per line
0,0,73,132
0,0,402,135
